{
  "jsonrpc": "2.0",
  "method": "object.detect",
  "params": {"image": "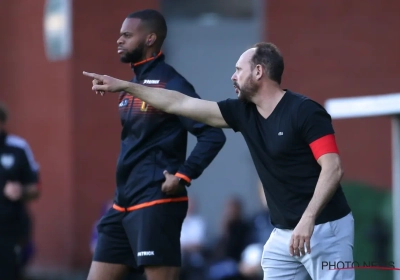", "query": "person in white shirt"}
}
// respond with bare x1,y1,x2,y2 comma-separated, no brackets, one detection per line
180,198,206,280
